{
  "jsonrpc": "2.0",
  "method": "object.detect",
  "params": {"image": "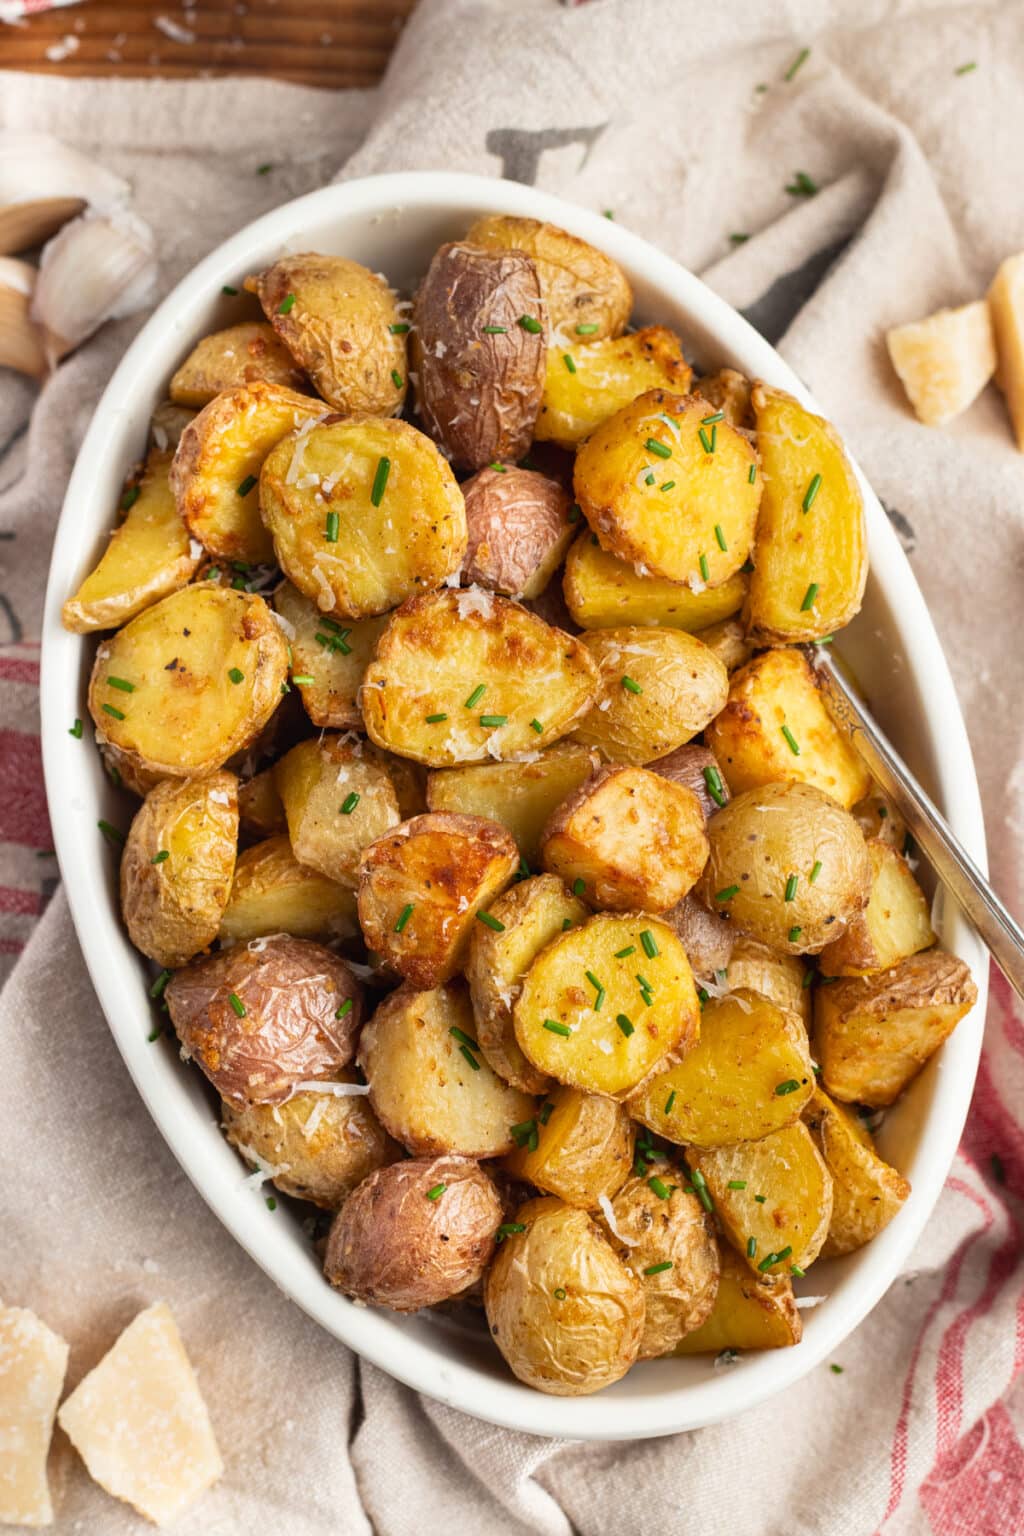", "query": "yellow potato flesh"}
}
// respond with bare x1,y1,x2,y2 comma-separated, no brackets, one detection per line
805,1088,910,1257
535,328,691,447
672,1245,800,1353
504,1084,635,1207
274,580,388,730
563,533,747,632
818,839,934,977
274,736,400,889
218,835,359,943
169,322,304,407
426,745,598,866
